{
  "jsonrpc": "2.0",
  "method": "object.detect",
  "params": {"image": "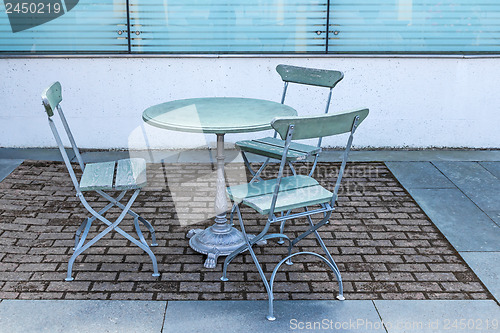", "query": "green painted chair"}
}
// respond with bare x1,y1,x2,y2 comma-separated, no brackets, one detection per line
222,108,369,320
235,64,344,181
41,82,160,281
